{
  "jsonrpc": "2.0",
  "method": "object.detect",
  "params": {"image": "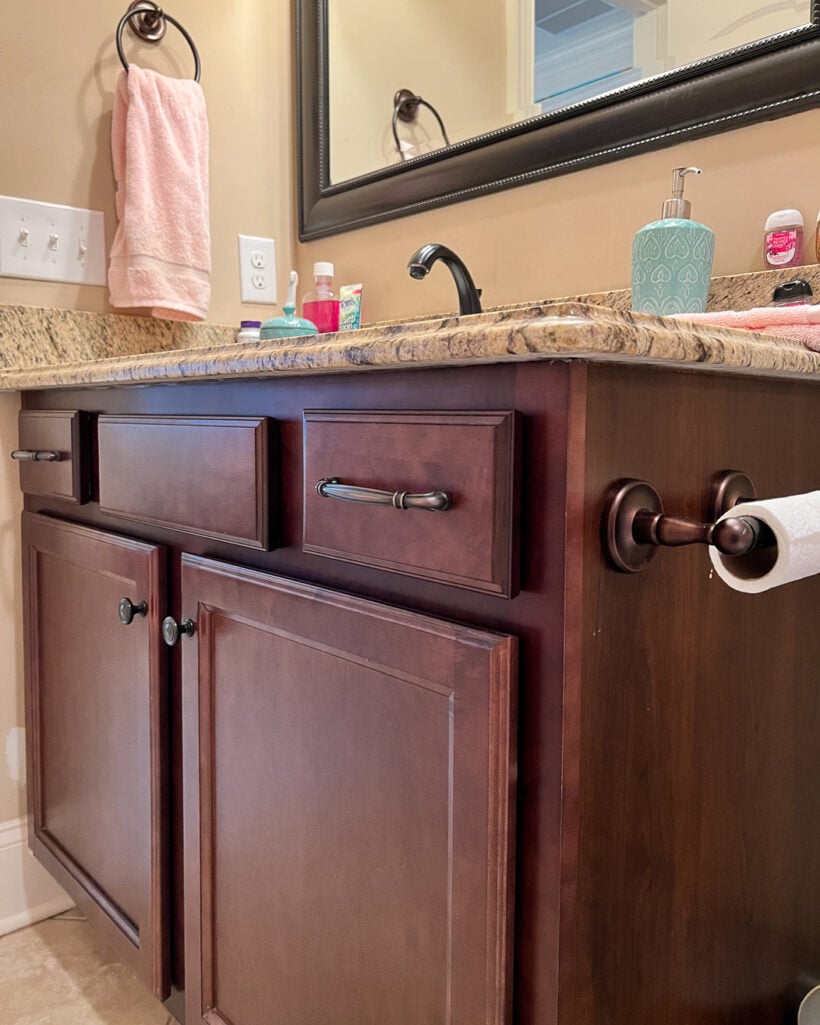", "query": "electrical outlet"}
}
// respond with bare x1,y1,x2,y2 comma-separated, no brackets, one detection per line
0,195,106,286
238,235,277,303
